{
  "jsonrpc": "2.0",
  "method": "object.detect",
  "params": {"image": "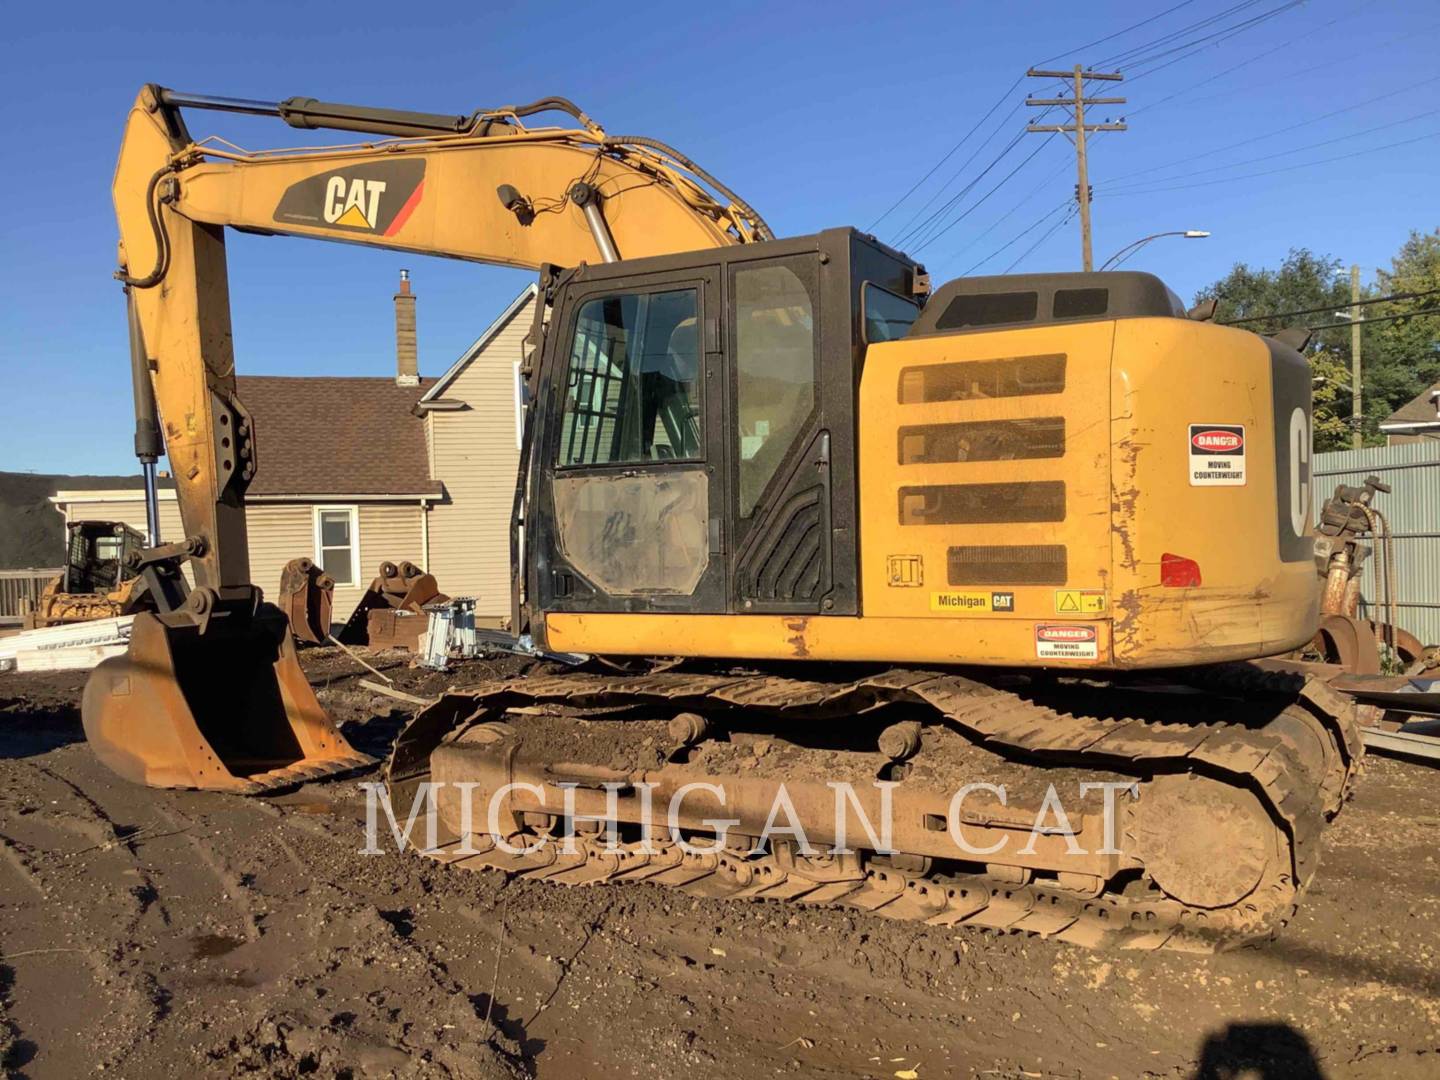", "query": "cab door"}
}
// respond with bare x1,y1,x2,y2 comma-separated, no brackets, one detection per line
726,253,837,613
532,266,727,614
